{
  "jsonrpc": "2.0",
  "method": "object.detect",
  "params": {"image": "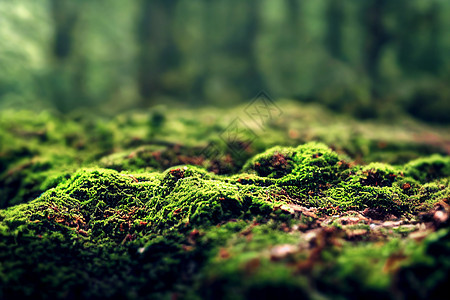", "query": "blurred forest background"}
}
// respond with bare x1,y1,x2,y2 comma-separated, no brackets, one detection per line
0,0,449,123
